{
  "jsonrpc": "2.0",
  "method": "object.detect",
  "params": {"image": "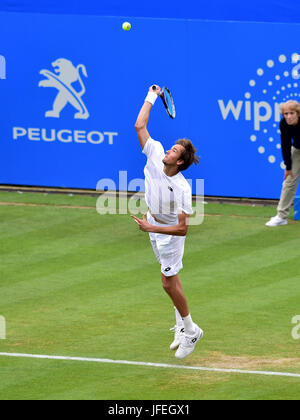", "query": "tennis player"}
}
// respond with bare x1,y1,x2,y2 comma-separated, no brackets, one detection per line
131,85,203,359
